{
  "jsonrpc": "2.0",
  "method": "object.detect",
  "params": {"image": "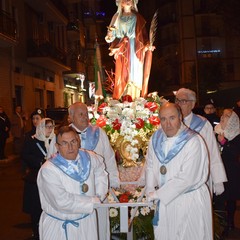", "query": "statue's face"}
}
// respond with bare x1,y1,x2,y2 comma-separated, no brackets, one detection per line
121,0,133,8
